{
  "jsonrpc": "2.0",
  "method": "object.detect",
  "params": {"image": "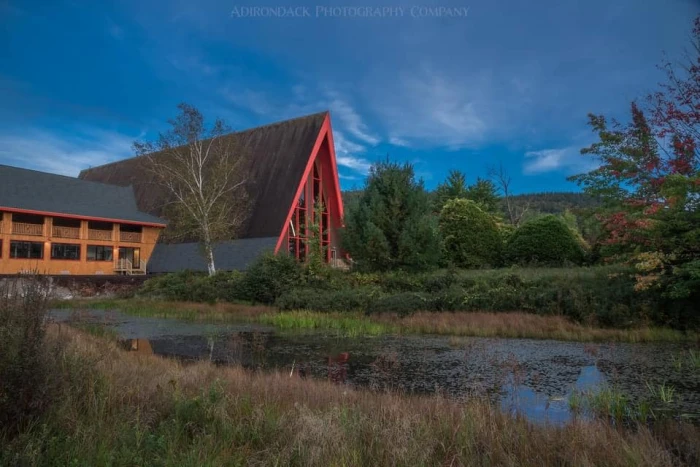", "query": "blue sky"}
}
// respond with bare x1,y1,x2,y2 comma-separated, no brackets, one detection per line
0,0,697,193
